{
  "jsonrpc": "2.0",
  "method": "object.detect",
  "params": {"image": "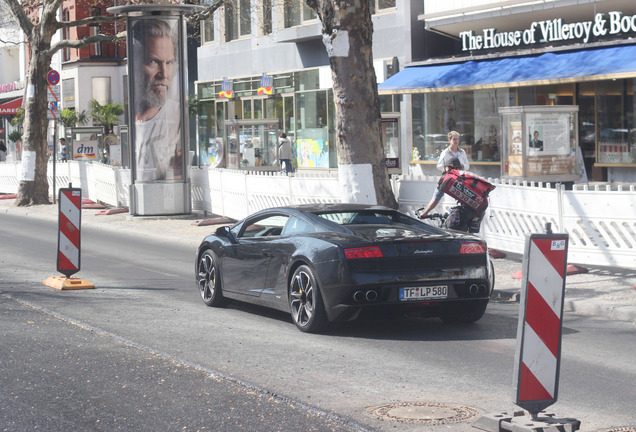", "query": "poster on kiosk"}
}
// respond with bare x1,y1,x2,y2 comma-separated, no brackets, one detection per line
499,105,584,183
109,4,202,215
